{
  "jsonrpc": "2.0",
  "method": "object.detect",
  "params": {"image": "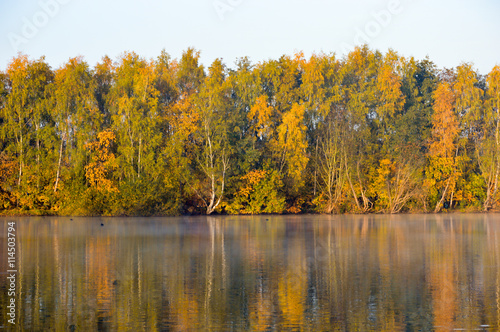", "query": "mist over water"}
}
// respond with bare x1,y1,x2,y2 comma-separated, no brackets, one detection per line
1,214,499,330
